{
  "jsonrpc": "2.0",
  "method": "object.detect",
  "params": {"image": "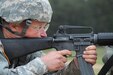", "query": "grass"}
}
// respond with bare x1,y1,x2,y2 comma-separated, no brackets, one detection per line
43,46,105,75
93,46,105,75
